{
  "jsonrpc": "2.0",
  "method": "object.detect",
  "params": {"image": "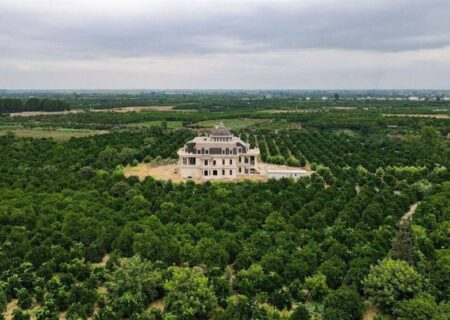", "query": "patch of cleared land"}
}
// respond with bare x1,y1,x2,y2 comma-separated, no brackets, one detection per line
8,106,197,117
259,109,319,113
92,105,197,113
192,118,268,129
401,202,419,223
124,162,312,183
383,113,449,119
0,129,108,141
363,305,381,320
9,109,83,117
127,120,183,128
260,106,357,113
4,299,18,320
92,105,175,113
147,298,165,312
